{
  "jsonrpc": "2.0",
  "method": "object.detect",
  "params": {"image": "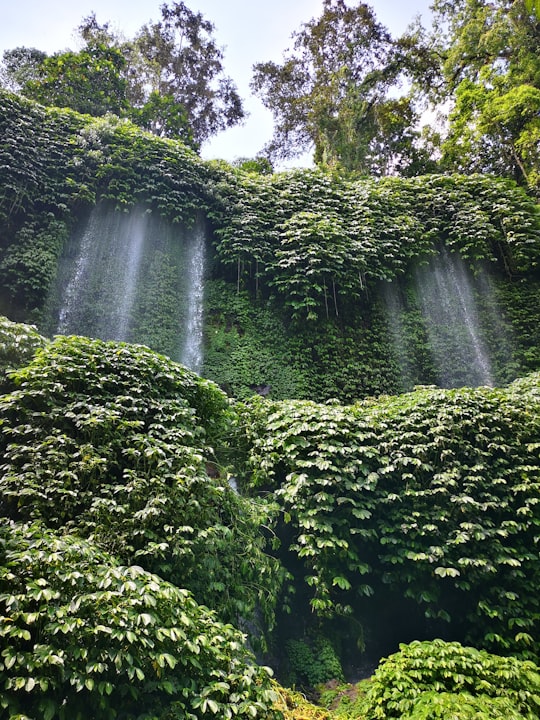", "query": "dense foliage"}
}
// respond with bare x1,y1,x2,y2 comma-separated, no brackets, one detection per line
1,5,540,715
0,316,46,383
0,521,279,720
359,639,540,719
1,90,539,400
0,90,212,323
252,0,540,187
427,0,540,192
206,165,540,398
1,2,245,148
237,374,540,661
251,0,407,172
210,168,540,306
0,325,286,717
0,333,283,632
0,317,539,716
